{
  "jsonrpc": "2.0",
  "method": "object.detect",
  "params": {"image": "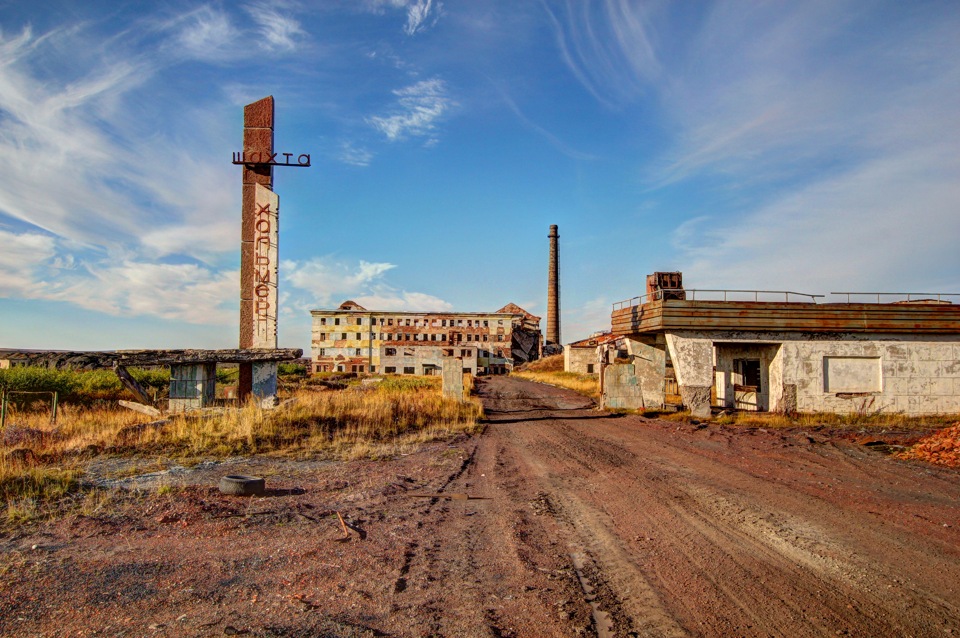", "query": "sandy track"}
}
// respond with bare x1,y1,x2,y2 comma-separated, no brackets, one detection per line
1,376,958,637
